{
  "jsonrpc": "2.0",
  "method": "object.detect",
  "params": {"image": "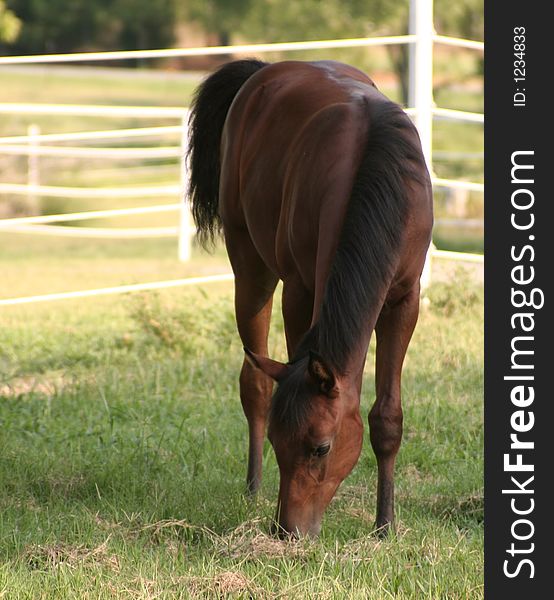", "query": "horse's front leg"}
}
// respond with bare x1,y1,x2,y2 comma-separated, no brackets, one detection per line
239,345,273,495
228,236,278,495
369,284,421,534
